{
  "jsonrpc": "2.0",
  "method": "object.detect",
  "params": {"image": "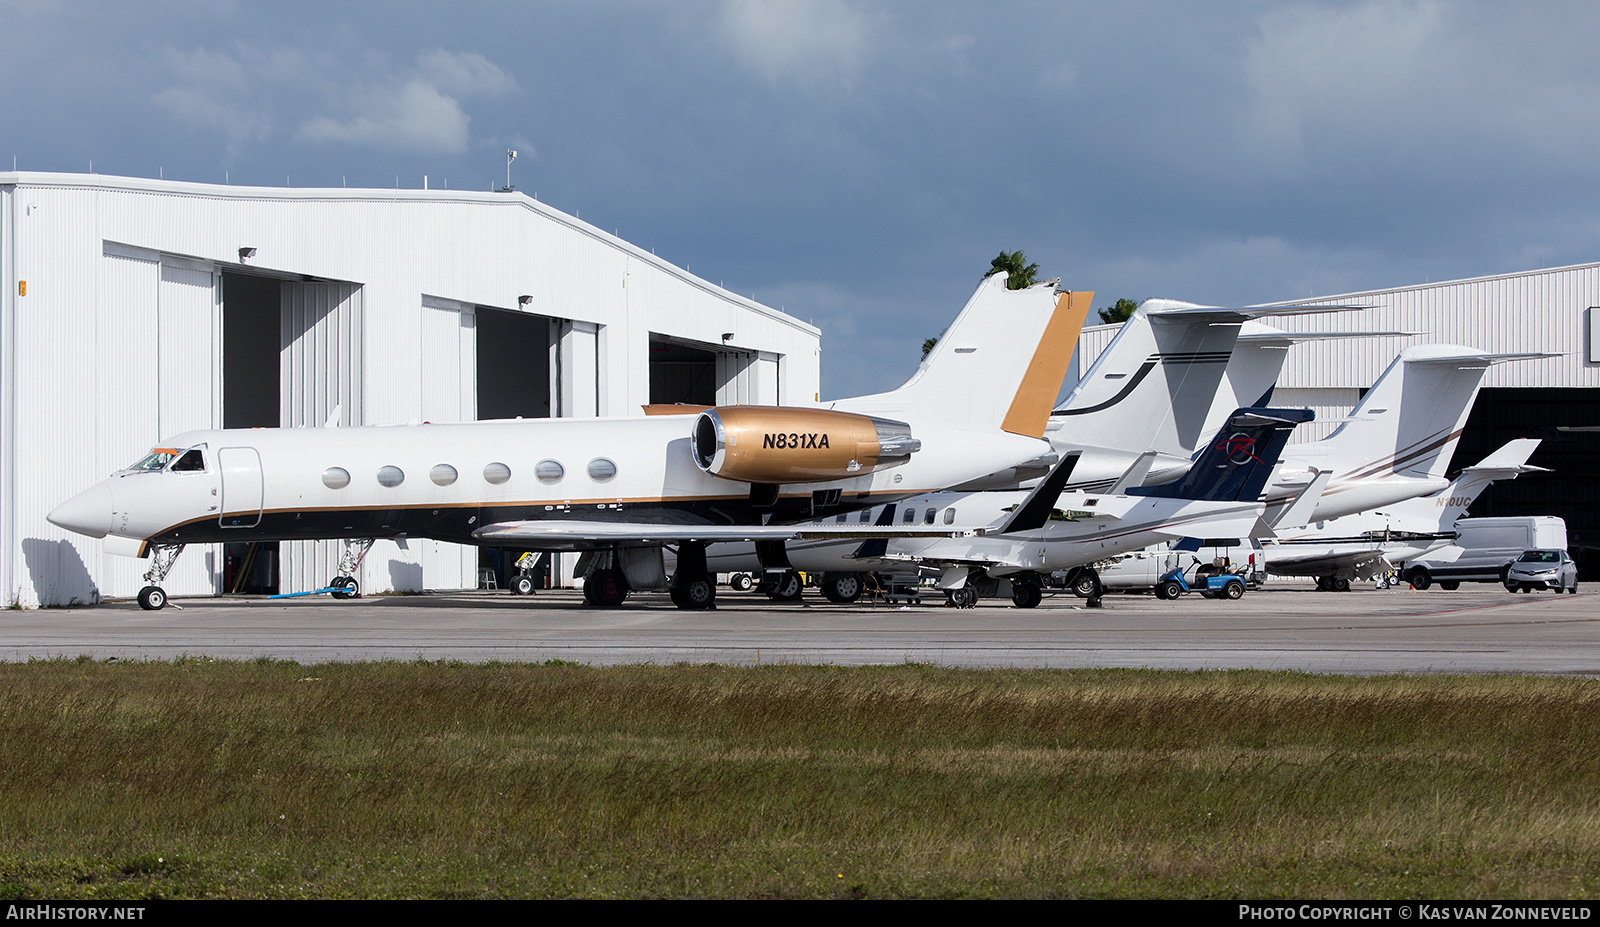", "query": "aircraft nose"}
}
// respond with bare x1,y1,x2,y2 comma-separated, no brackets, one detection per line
47,481,114,539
